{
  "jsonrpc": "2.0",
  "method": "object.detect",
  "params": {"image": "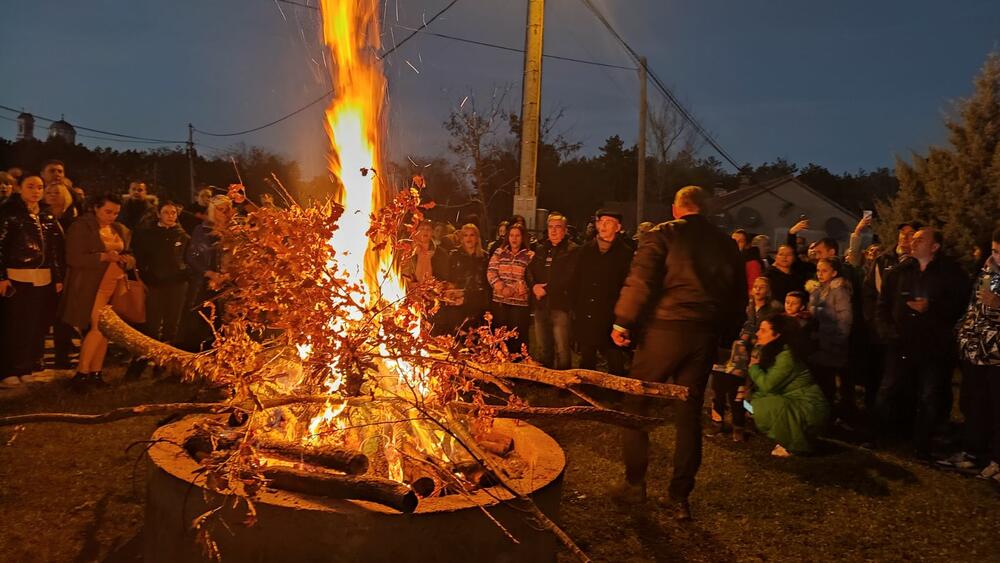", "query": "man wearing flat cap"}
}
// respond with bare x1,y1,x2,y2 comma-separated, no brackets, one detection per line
610,186,746,520
573,209,632,375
